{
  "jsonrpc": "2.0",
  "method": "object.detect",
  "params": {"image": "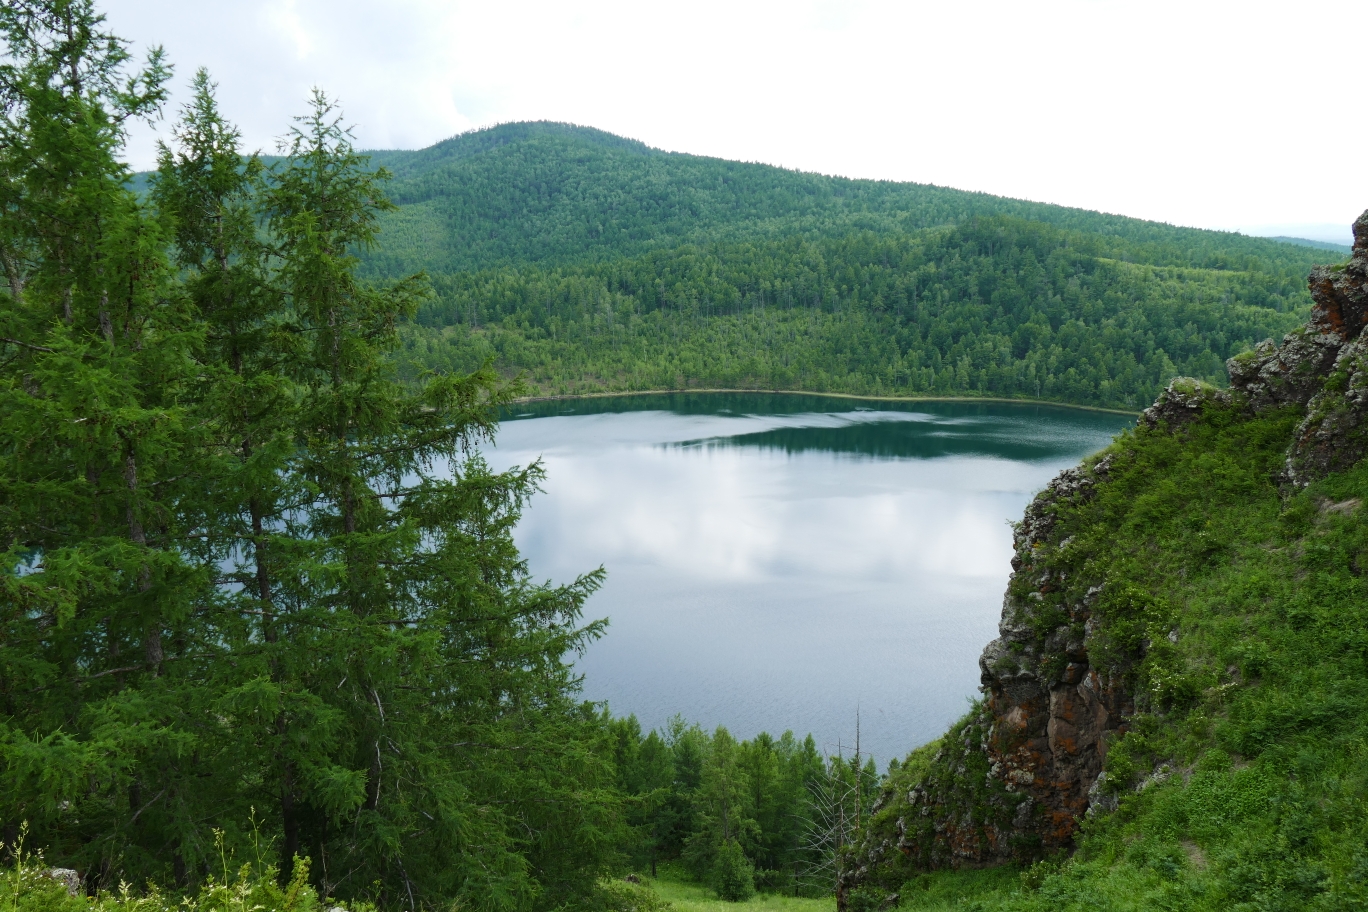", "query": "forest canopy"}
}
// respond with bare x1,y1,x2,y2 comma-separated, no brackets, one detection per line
329,122,1341,410
403,218,1308,410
